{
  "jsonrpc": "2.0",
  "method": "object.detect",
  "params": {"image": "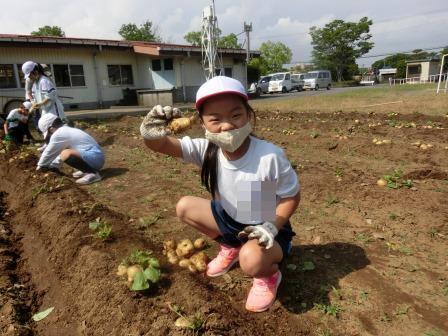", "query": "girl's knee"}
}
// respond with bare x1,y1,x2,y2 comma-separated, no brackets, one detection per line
59,149,71,161
175,196,192,220
239,243,266,276
239,240,282,277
